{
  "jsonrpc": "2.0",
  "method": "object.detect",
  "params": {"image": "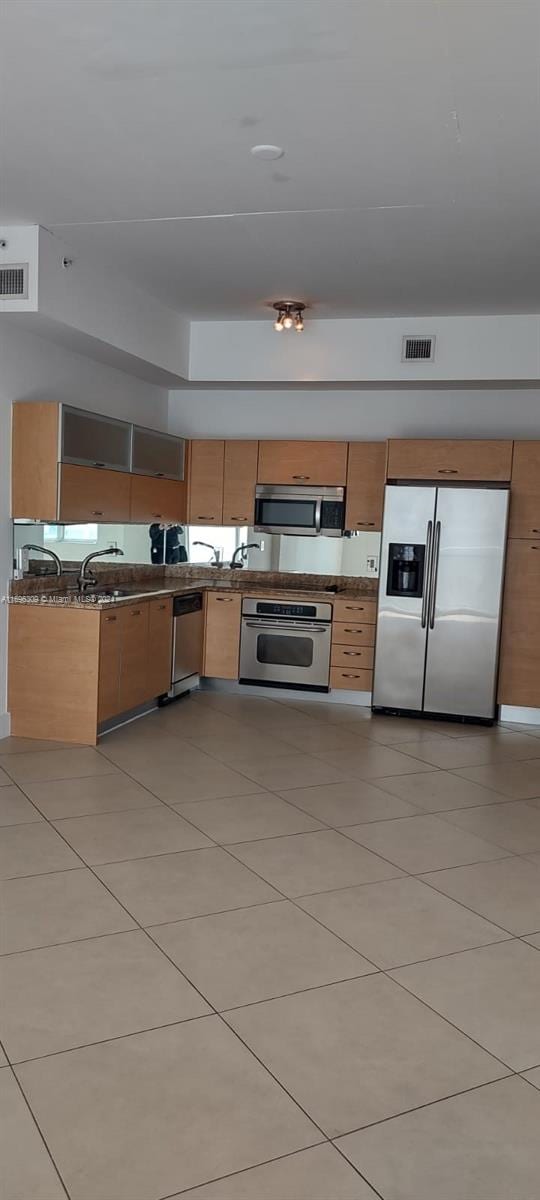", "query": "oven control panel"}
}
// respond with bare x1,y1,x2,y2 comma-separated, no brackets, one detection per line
255,601,317,619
